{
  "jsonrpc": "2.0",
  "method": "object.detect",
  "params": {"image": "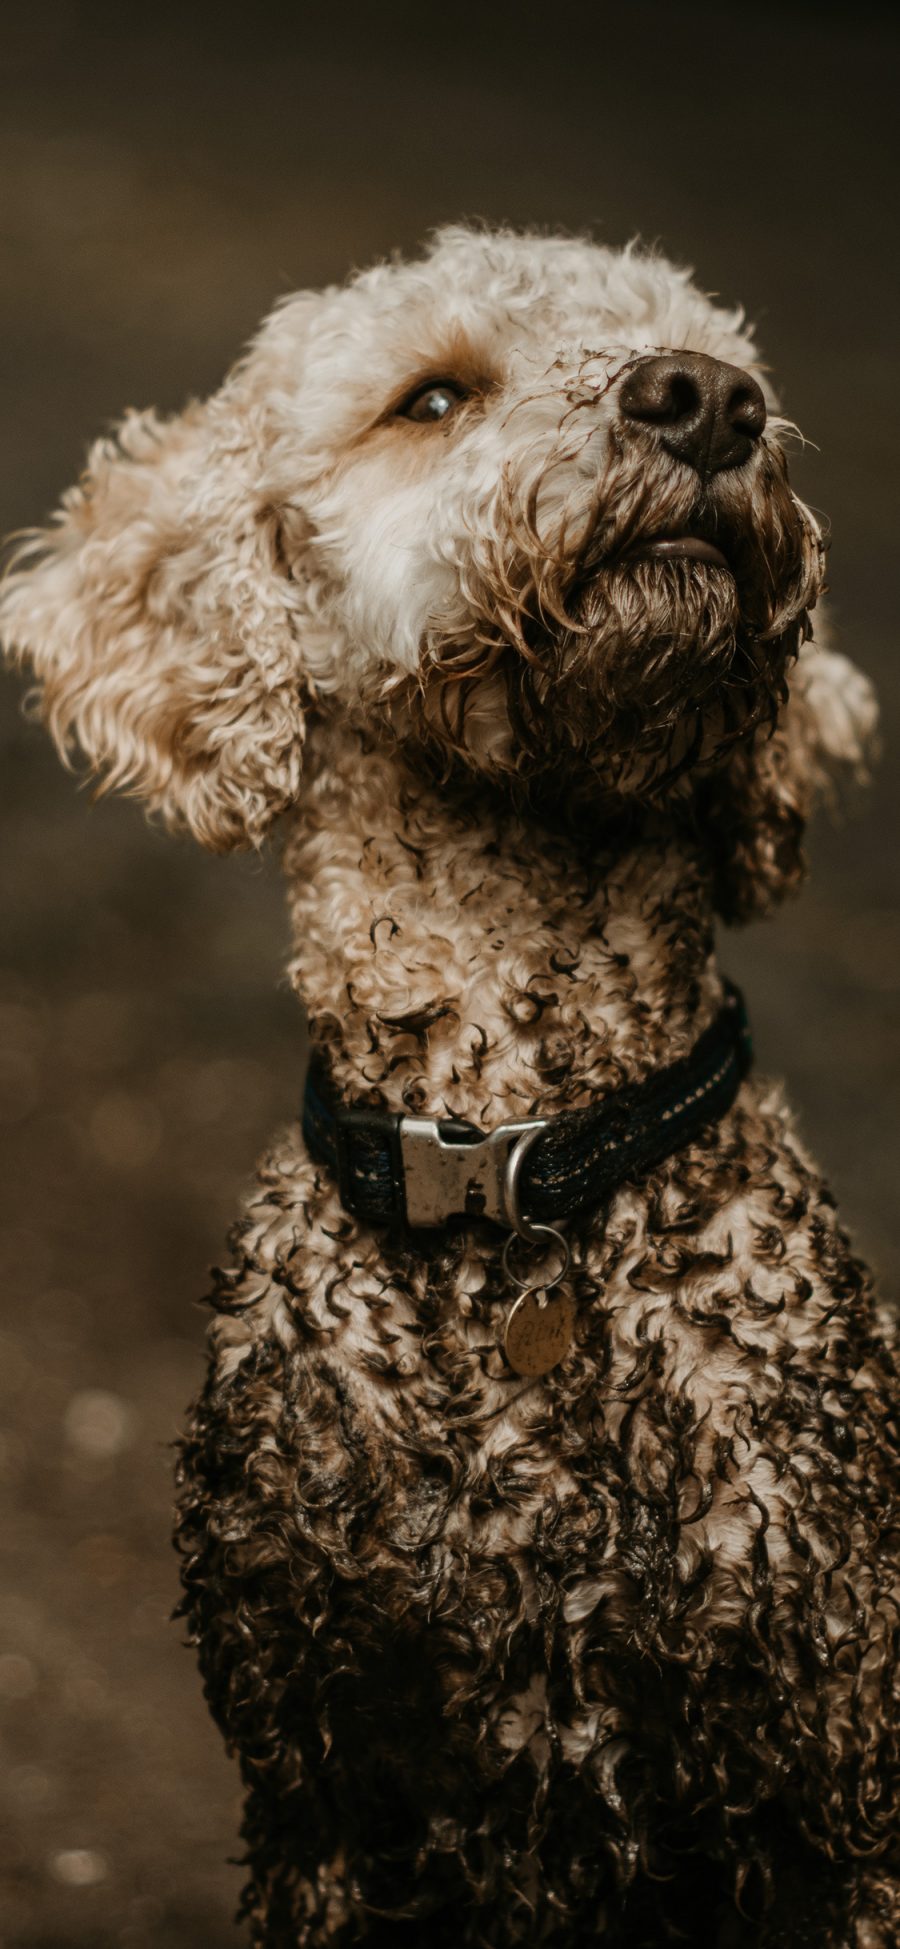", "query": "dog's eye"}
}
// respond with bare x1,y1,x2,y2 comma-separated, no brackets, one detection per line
398,380,468,424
